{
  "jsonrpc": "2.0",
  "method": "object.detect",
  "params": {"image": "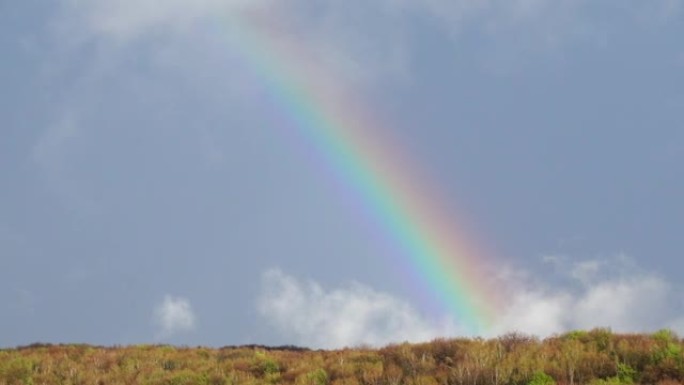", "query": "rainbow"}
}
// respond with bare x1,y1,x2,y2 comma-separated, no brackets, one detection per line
221,11,499,334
